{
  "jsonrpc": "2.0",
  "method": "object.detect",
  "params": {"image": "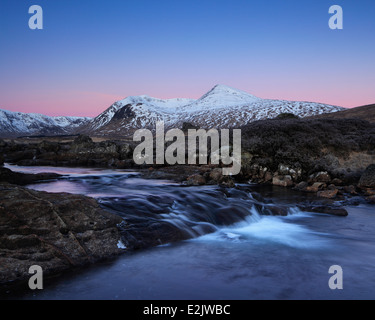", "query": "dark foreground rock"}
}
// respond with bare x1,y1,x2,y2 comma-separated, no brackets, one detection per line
0,167,61,186
297,204,348,217
0,184,124,288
